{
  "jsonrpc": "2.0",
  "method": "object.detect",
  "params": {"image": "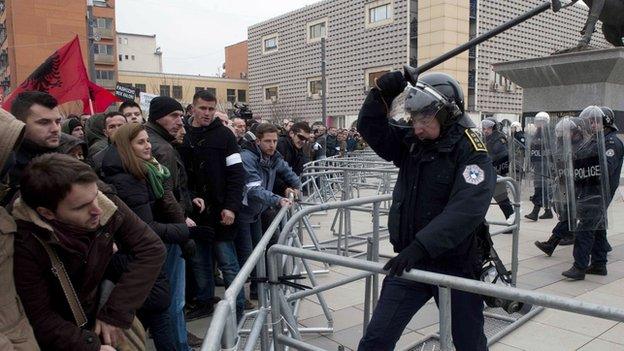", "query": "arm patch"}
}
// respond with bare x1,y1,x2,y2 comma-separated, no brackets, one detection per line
465,129,487,152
